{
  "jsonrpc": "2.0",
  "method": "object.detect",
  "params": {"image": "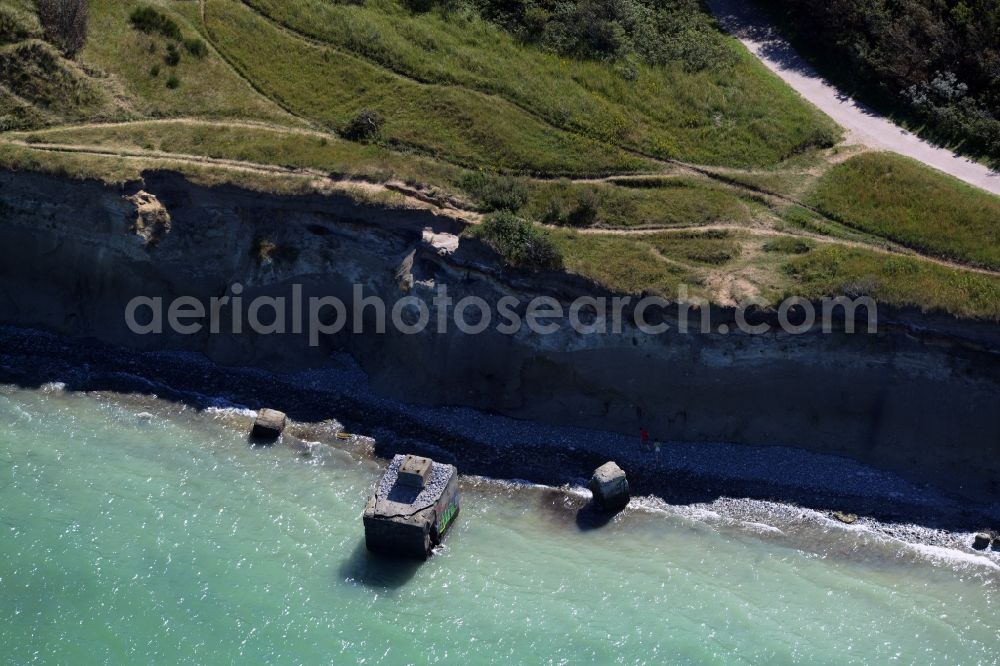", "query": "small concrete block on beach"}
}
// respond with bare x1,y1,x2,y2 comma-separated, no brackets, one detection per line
251,408,287,441
589,461,630,512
